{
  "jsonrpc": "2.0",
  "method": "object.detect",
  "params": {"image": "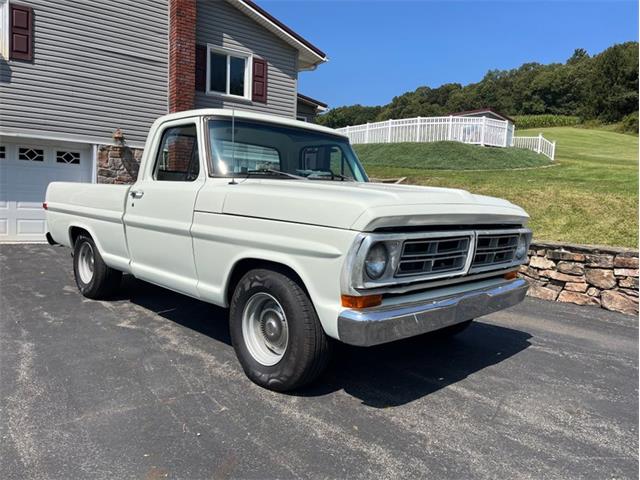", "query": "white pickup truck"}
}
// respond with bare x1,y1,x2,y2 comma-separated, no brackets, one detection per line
46,109,531,391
